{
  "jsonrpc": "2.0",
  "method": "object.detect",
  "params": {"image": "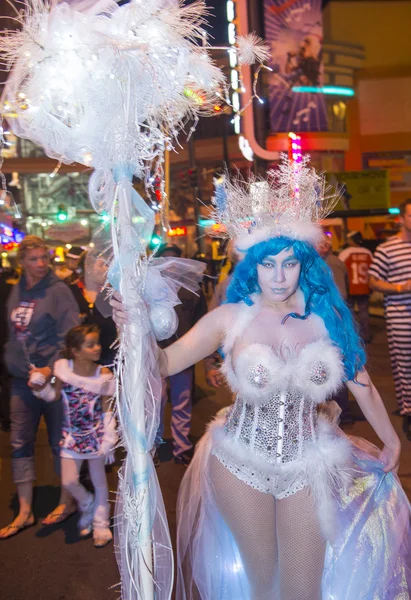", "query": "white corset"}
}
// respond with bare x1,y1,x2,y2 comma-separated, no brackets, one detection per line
211,299,350,504
224,392,317,466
